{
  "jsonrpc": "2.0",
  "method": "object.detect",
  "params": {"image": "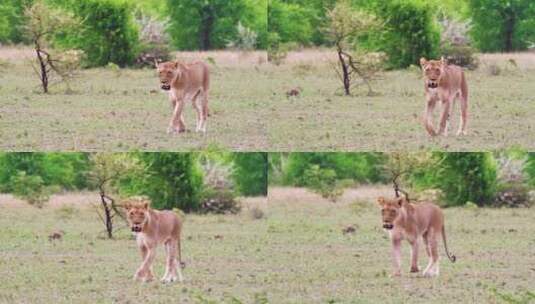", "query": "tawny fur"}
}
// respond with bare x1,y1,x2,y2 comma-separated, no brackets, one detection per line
156,60,210,134
420,57,468,136
124,198,185,283
377,196,456,277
